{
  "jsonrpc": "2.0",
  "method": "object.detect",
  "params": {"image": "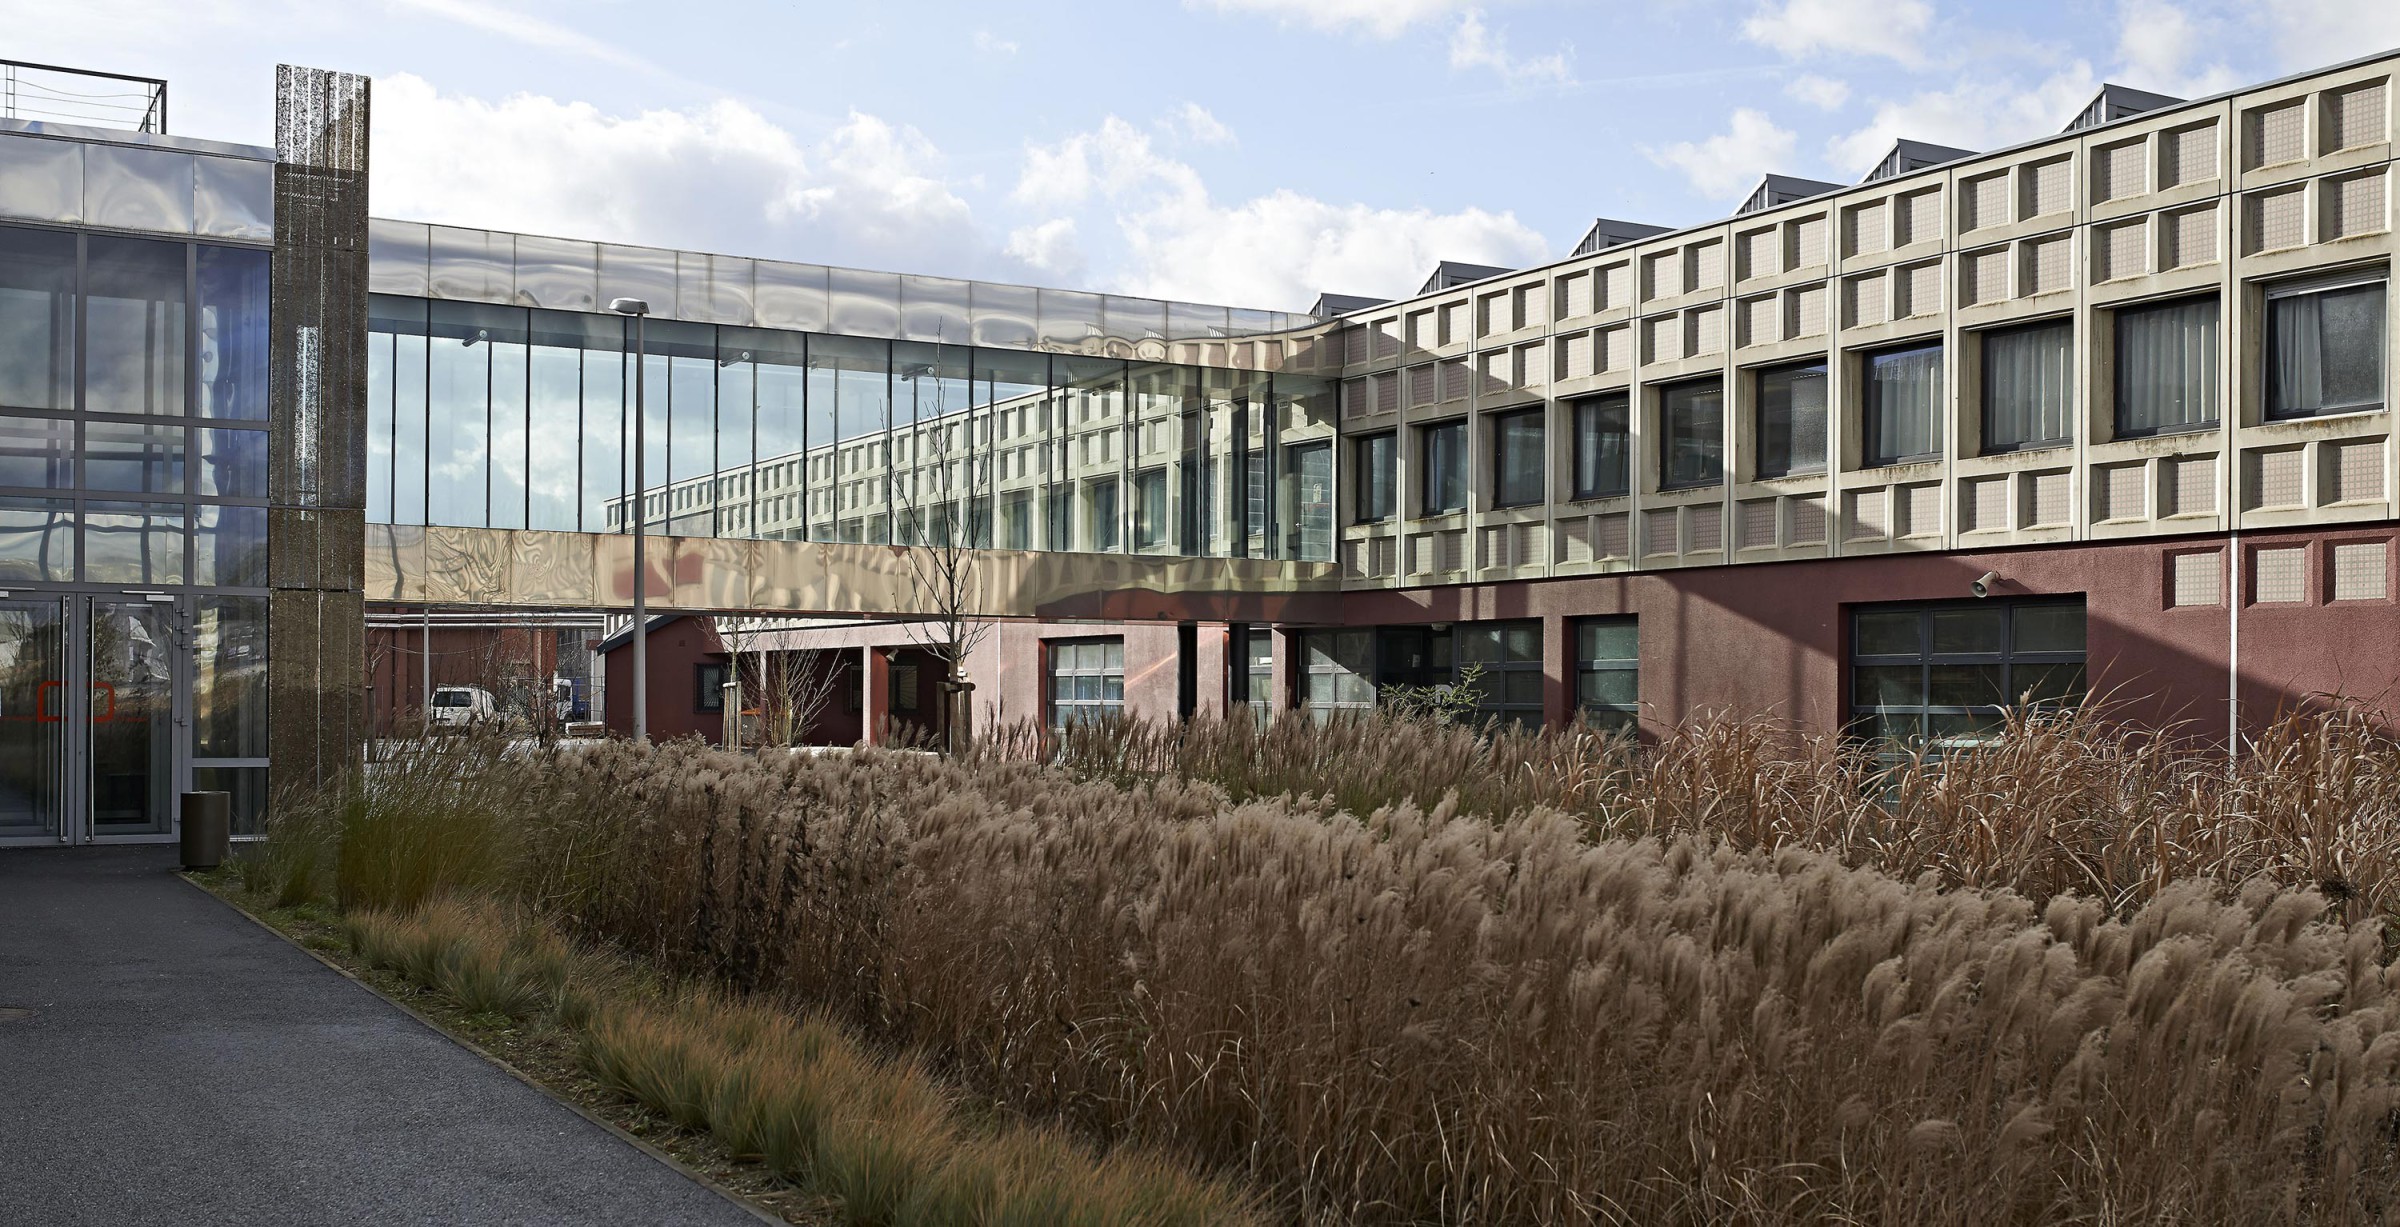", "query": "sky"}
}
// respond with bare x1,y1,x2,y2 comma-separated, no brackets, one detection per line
12,0,2399,312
